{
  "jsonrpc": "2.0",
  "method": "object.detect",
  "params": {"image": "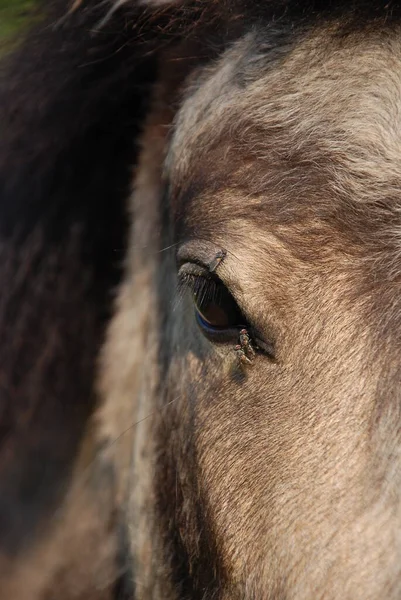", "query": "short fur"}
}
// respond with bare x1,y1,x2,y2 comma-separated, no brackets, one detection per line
3,1,401,599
